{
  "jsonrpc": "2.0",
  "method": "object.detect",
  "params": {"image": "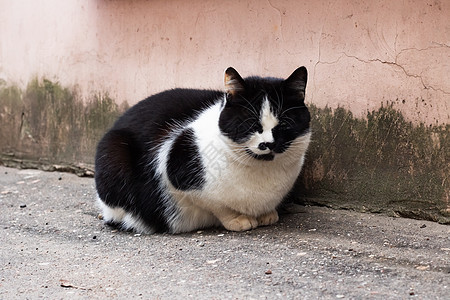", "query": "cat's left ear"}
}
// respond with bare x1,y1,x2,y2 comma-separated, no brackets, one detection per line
283,66,308,98
224,67,245,96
